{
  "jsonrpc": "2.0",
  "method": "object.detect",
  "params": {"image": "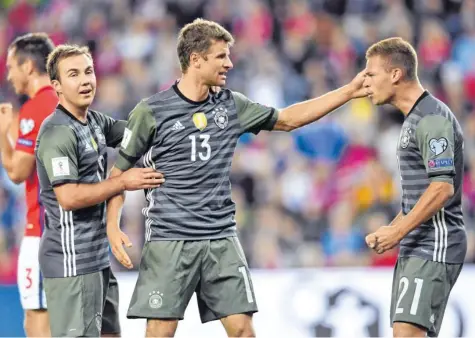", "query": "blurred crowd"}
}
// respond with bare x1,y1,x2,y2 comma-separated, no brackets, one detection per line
2,0,475,282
